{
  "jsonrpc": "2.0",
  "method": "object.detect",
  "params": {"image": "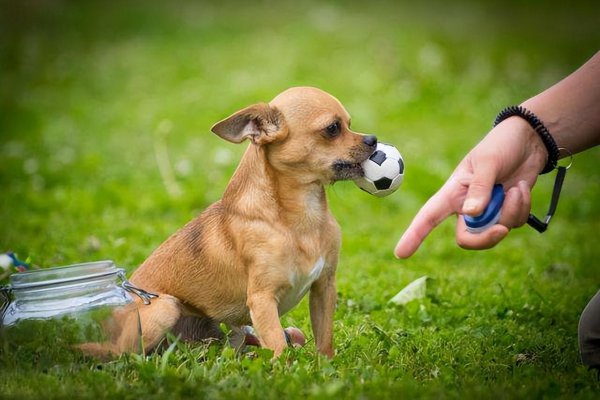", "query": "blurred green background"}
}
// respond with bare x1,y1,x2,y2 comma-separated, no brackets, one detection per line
1,0,599,398
1,0,598,268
